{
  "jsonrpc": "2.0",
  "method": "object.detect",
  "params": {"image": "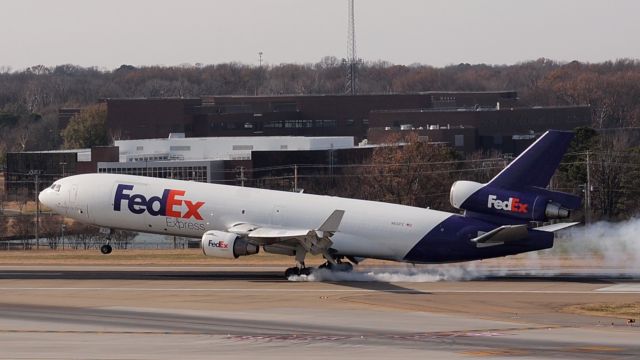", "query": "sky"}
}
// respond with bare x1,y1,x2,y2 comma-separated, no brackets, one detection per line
1,0,639,70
